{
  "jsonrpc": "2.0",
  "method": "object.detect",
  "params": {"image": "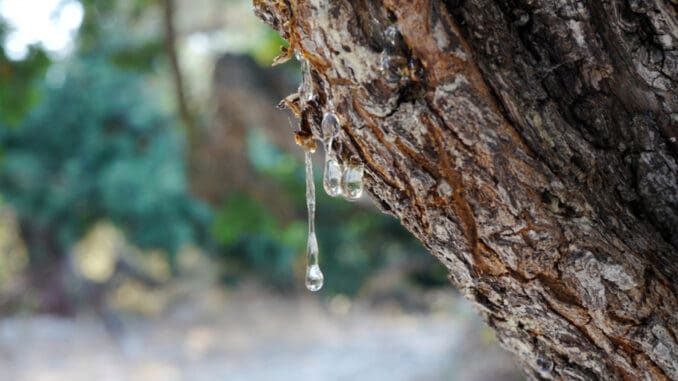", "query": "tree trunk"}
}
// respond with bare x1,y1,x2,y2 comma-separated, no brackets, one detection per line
253,0,678,379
